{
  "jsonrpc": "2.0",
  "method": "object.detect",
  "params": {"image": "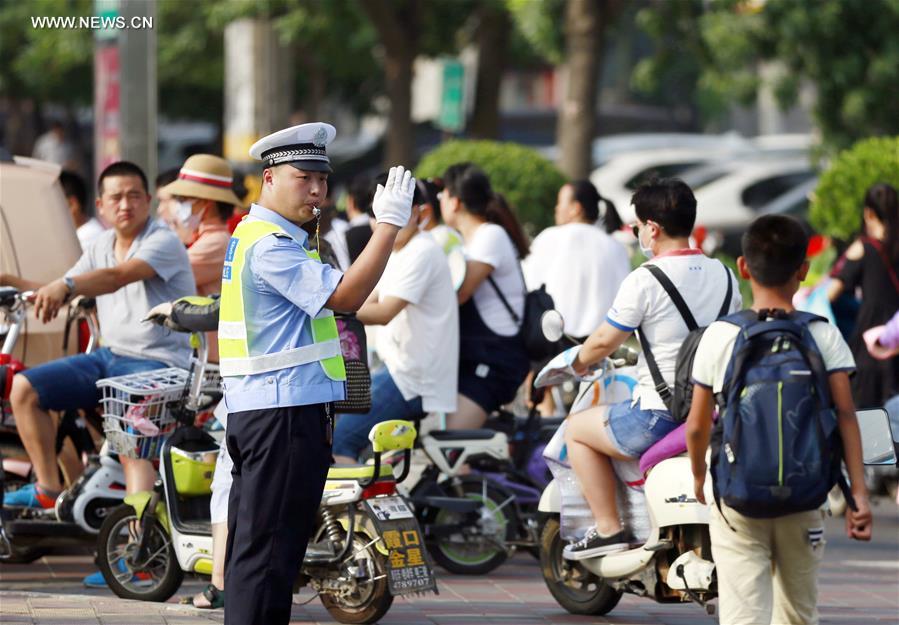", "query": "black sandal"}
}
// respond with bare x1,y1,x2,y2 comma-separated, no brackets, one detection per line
180,583,224,609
